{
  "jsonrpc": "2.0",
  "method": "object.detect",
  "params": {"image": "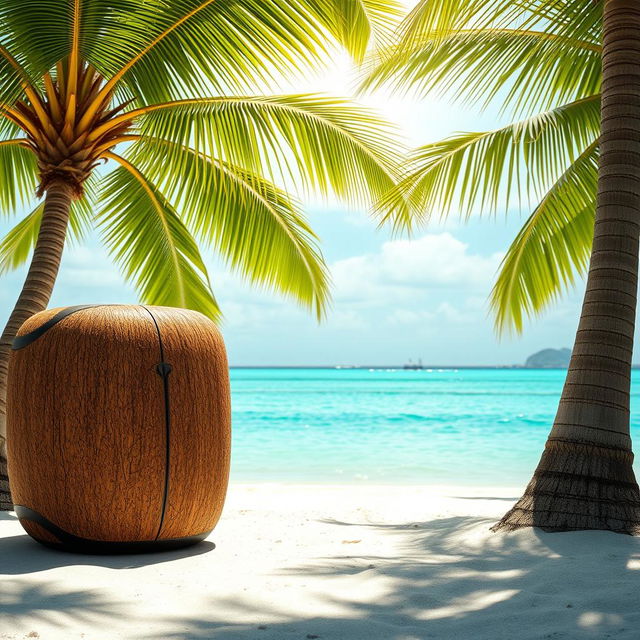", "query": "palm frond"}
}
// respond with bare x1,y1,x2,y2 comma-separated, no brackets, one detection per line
523,0,602,44
490,140,599,334
327,0,404,59
129,94,404,208
0,45,29,106
85,0,400,106
0,201,44,273
378,95,600,228
125,138,331,319
0,0,399,108
98,153,220,321
0,141,38,215
397,0,524,45
362,27,600,117
0,0,78,81
396,0,599,48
